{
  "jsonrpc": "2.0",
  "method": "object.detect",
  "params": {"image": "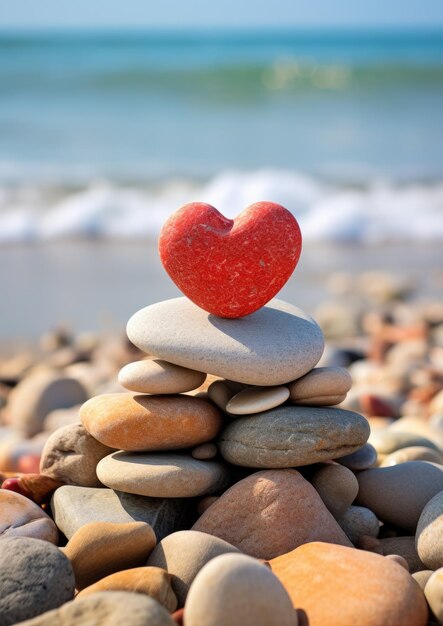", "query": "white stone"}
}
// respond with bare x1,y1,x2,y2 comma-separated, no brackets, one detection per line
118,359,206,394
226,385,289,415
